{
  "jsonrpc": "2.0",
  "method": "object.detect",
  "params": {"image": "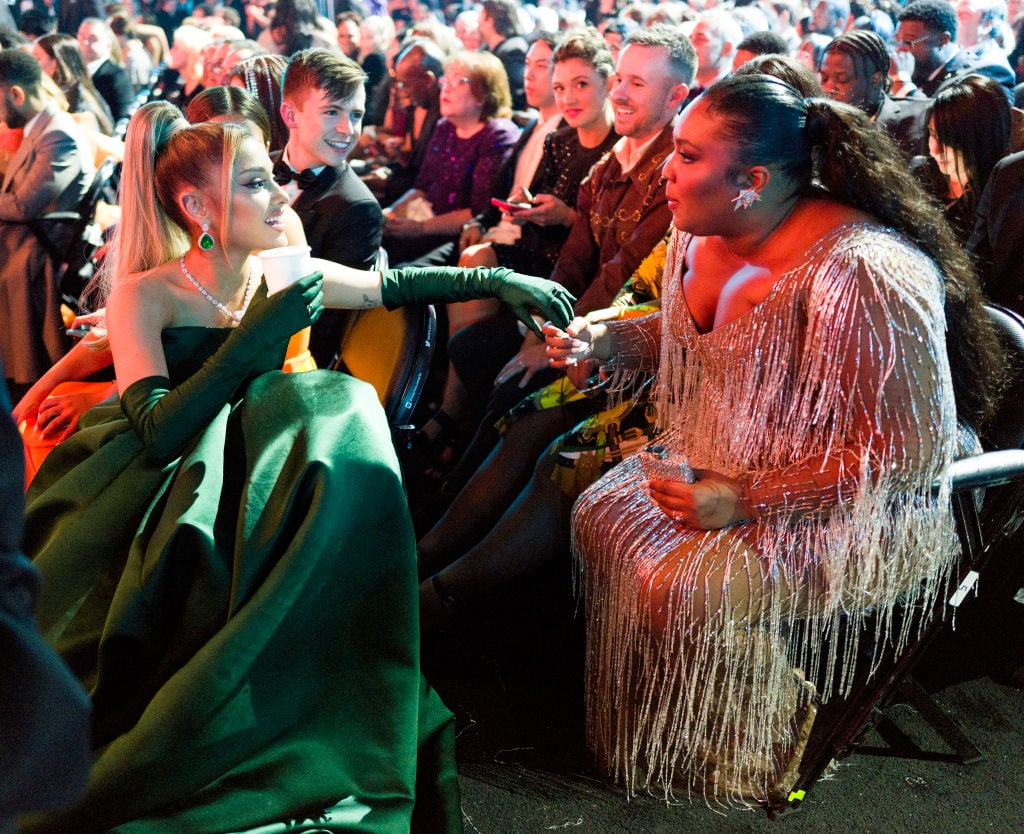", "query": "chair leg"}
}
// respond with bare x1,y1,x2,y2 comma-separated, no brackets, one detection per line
897,674,986,764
